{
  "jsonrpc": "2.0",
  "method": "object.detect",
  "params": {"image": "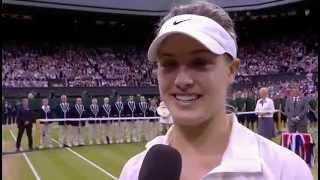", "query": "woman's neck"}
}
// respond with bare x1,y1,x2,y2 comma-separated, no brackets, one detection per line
169,112,232,156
